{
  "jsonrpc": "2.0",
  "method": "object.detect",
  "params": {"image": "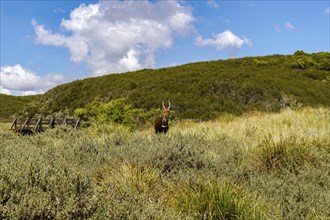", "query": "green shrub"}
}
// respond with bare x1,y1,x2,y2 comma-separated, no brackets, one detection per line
94,163,179,219
0,158,98,219
73,108,88,120
74,97,162,130
256,136,315,173
170,180,263,220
